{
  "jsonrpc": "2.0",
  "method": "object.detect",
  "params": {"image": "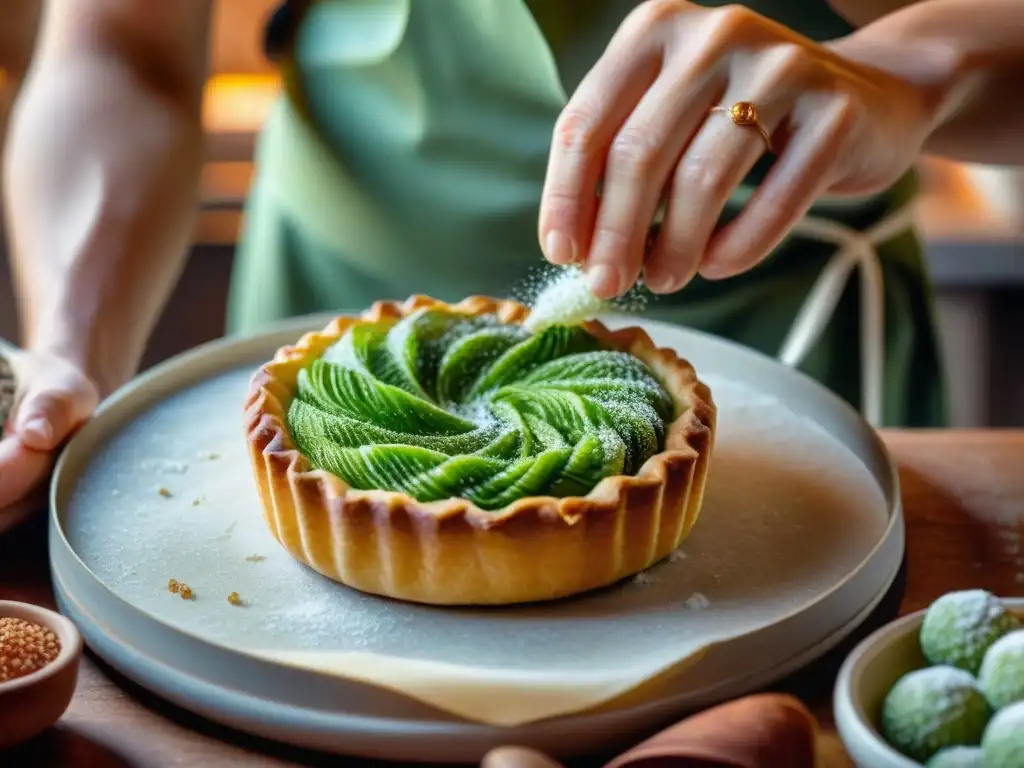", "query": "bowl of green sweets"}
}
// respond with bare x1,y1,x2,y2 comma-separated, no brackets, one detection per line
834,589,1024,767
